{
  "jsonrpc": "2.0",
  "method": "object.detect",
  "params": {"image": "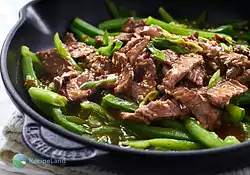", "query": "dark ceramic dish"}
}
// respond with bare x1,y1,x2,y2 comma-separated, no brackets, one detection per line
1,0,250,174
